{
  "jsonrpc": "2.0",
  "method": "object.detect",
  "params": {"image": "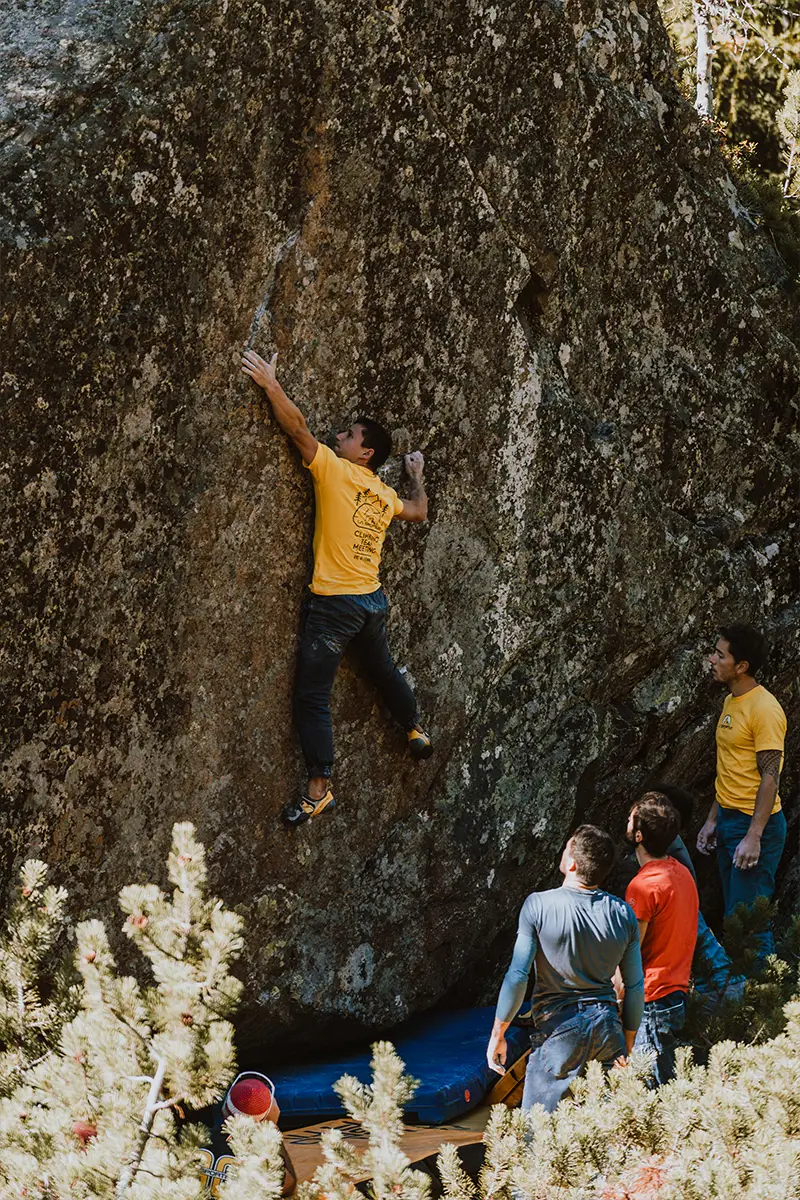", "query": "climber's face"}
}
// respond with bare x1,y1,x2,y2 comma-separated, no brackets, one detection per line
334,424,373,467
